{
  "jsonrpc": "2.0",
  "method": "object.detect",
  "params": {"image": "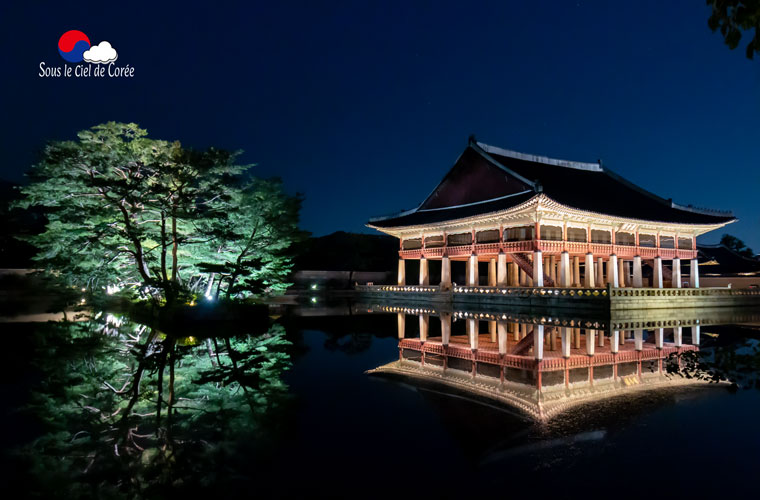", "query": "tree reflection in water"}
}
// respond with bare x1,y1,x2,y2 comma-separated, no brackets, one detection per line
18,313,291,497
